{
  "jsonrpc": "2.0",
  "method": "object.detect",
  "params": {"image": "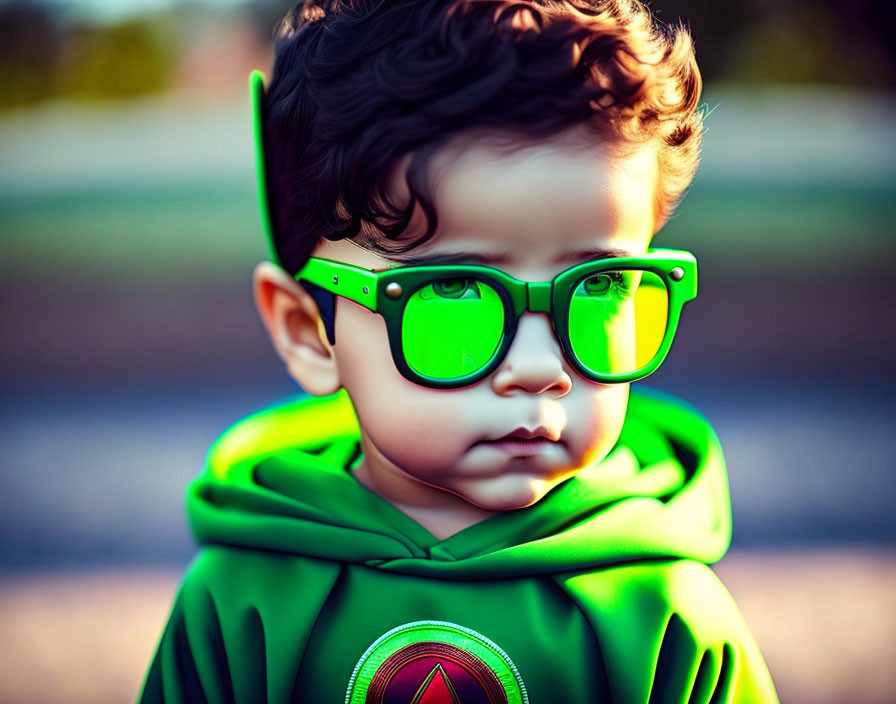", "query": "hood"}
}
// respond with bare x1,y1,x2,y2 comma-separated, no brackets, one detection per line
187,387,731,579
